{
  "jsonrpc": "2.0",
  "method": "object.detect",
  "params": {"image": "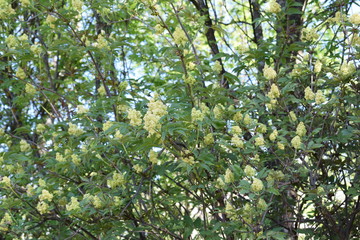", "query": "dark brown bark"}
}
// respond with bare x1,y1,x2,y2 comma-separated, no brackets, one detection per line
189,0,229,88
